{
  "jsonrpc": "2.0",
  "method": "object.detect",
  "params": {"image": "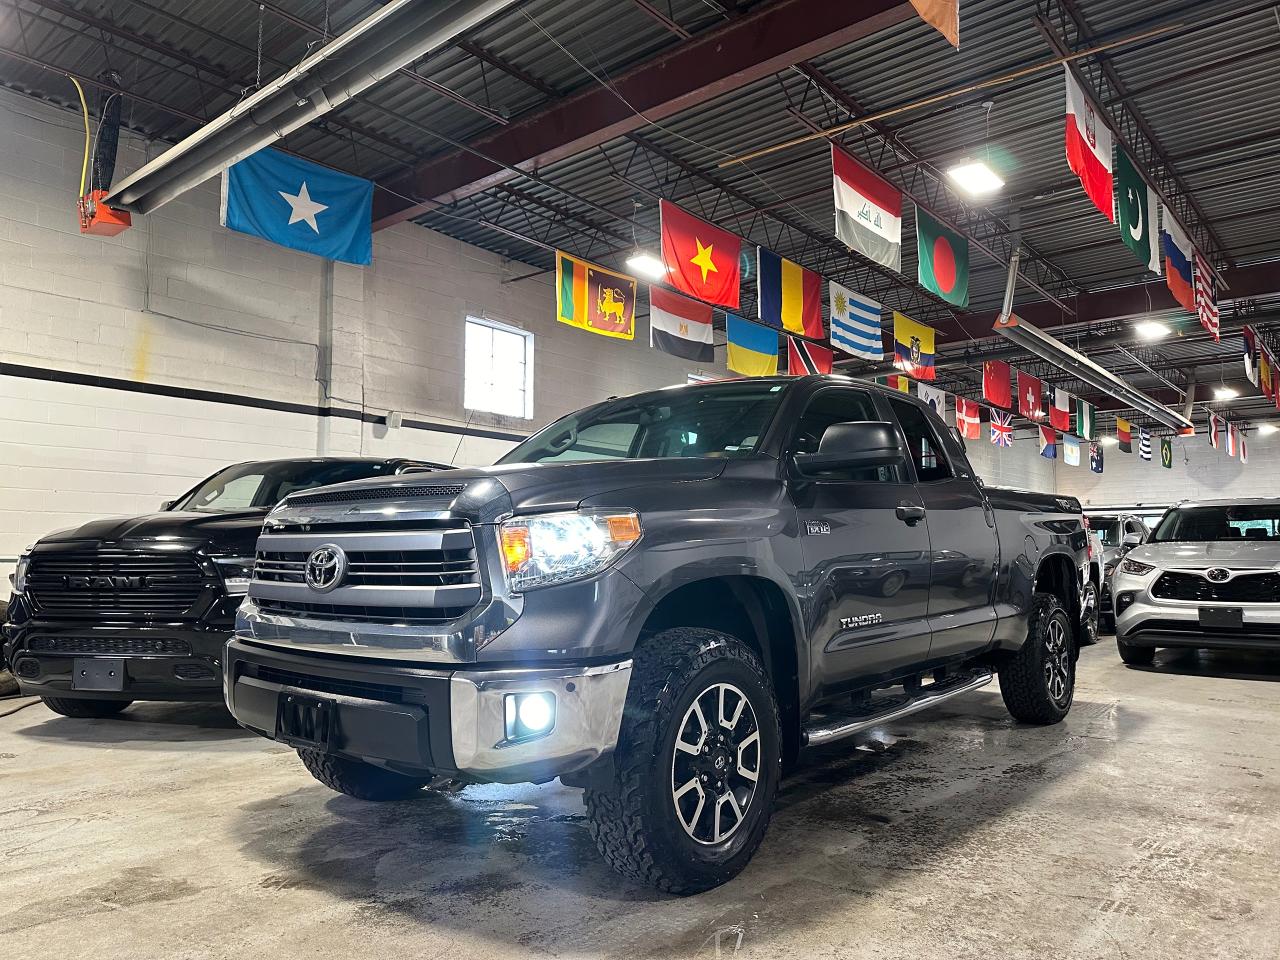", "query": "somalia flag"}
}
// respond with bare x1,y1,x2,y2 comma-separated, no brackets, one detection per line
221,148,373,265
